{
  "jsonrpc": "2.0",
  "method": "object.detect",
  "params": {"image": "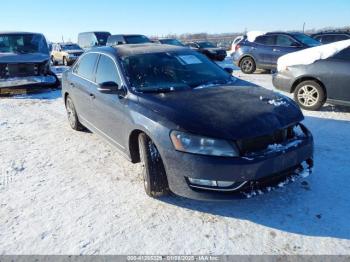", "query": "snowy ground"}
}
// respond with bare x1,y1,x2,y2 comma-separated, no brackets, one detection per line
1,61,350,255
